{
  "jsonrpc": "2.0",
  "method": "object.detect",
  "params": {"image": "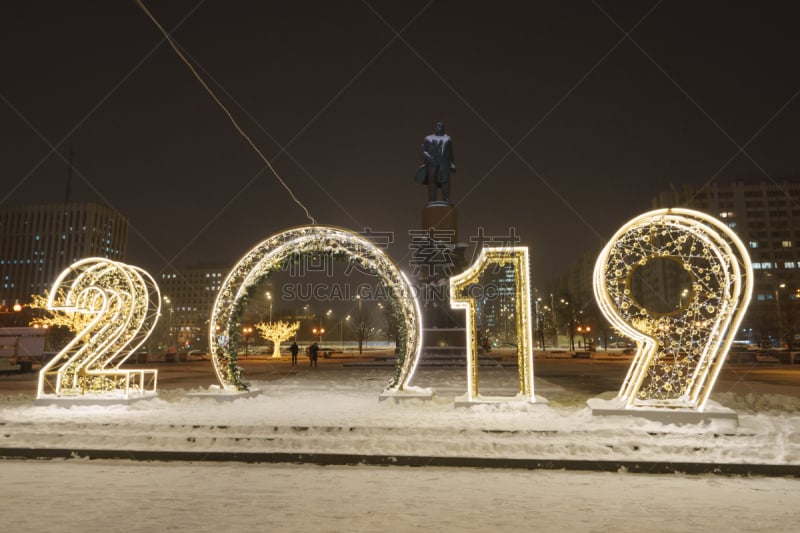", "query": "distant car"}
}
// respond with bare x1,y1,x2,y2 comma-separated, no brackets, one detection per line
317,347,340,358
184,349,207,360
